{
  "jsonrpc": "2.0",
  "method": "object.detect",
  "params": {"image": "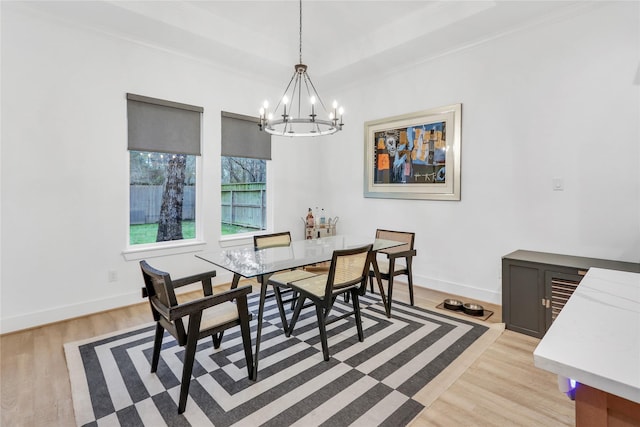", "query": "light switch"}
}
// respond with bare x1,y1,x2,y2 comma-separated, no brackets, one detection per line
552,177,564,191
